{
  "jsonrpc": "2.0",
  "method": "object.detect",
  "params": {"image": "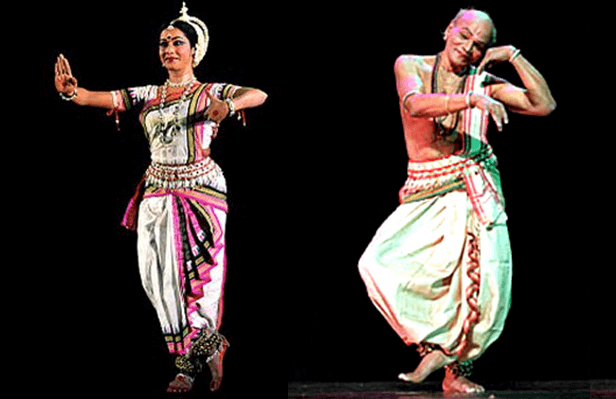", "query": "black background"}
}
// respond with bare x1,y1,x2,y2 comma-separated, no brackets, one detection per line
32,1,600,396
